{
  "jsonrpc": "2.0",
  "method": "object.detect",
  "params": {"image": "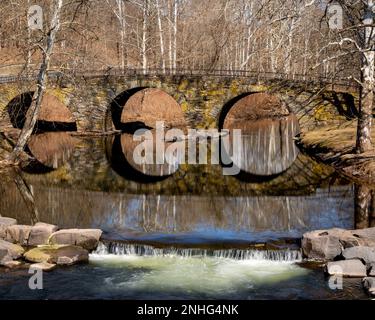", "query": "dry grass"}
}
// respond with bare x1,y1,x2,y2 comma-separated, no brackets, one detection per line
299,121,375,185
